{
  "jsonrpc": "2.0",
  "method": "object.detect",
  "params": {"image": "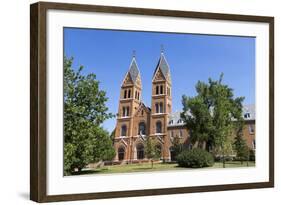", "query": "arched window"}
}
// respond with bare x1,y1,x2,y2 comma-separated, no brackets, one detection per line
155,103,159,113
122,107,130,117
135,91,137,99
118,146,125,161
136,144,144,159
155,103,164,113
124,90,127,99
128,89,131,98
121,125,127,136
156,86,159,95
156,121,162,133
138,122,146,135
160,85,163,94
159,102,164,113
